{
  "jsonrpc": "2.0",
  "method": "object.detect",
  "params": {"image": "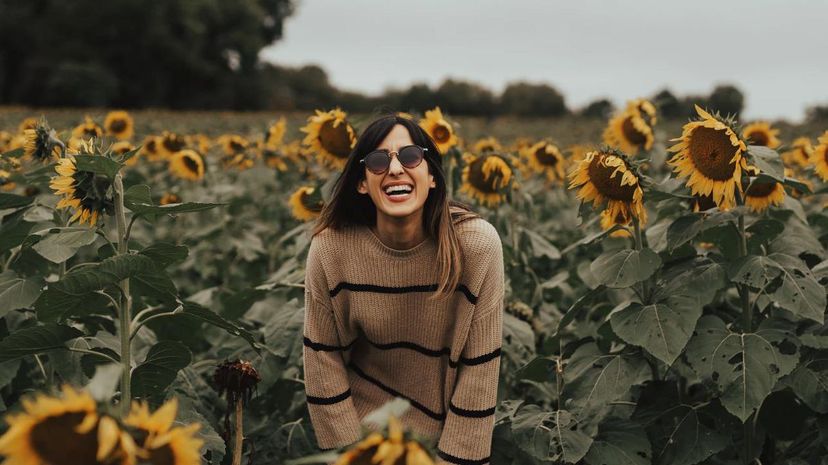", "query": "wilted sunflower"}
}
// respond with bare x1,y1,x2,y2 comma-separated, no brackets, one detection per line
667,105,748,210
568,149,647,224
288,185,324,221
603,109,654,155
124,398,203,465
49,152,115,227
781,137,813,170
23,120,62,163
168,149,205,181
301,109,357,169
71,116,103,140
159,193,181,205
810,130,828,181
625,98,658,127
0,385,136,465
459,152,514,207
103,111,134,141
743,166,785,213
600,208,632,238
17,117,38,134
472,137,502,154
521,141,566,183
334,417,434,465
157,131,189,159
418,107,458,154
265,117,287,150
742,121,781,149
139,135,164,162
